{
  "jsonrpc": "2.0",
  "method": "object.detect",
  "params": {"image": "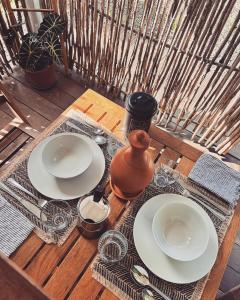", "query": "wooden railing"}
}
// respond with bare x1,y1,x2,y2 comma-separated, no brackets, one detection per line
0,0,240,155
